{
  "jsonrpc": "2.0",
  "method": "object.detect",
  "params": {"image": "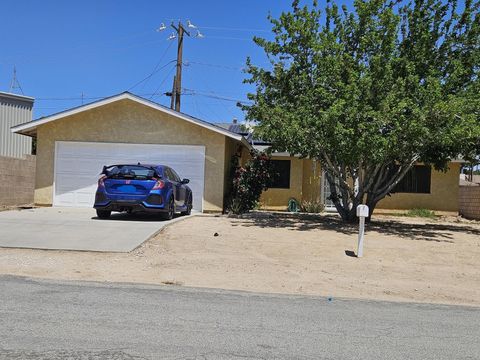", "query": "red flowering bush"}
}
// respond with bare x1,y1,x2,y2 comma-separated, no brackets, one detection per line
228,150,274,214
